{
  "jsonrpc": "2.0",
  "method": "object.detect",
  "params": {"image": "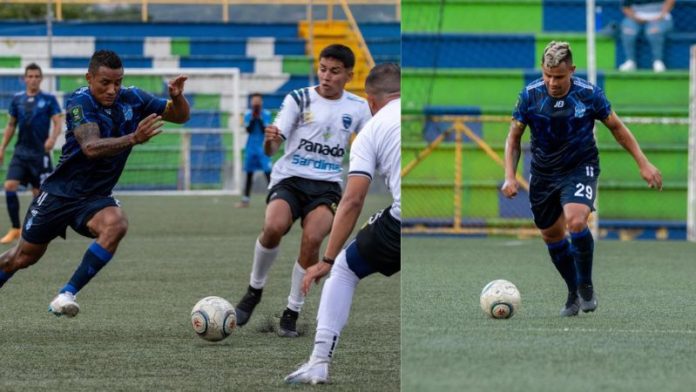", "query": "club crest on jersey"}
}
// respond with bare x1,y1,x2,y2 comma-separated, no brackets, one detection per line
302,111,314,124
342,114,352,130
574,102,586,118
38,99,46,108
123,105,133,121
